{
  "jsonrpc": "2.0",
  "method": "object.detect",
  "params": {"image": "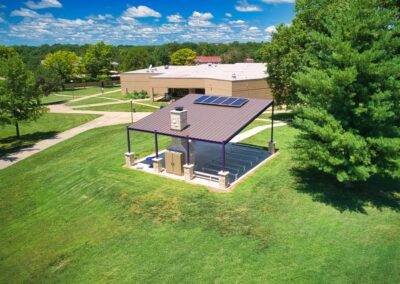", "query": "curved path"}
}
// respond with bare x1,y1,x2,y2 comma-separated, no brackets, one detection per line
0,90,150,170
0,90,288,170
